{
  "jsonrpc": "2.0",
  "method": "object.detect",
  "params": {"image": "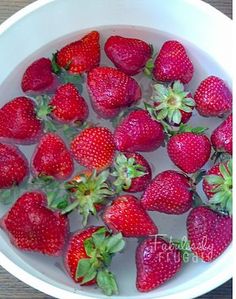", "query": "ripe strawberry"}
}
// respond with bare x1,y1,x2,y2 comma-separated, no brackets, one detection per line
167,126,211,173
56,31,100,74
187,206,232,261
153,40,194,84
50,83,88,123
103,195,158,237
136,237,182,292
87,67,141,118
211,114,232,155
65,226,125,295
0,191,69,256
141,170,193,214
0,97,43,145
21,57,55,93
151,81,195,125
194,76,232,117
70,127,116,170
32,133,74,180
111,152,152,193
0,143,28,189
203,160,232,215
65,170,113,226
104,35,152,75
114,110,165,152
